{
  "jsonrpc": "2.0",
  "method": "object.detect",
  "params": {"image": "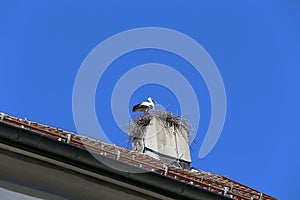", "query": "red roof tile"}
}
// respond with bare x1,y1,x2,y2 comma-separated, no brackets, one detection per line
0,112,277,200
